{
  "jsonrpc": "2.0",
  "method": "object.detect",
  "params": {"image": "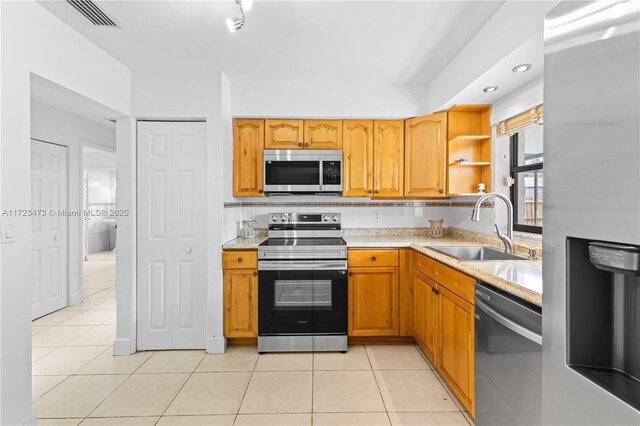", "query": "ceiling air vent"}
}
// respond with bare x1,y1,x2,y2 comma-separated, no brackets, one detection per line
66,0,121,27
